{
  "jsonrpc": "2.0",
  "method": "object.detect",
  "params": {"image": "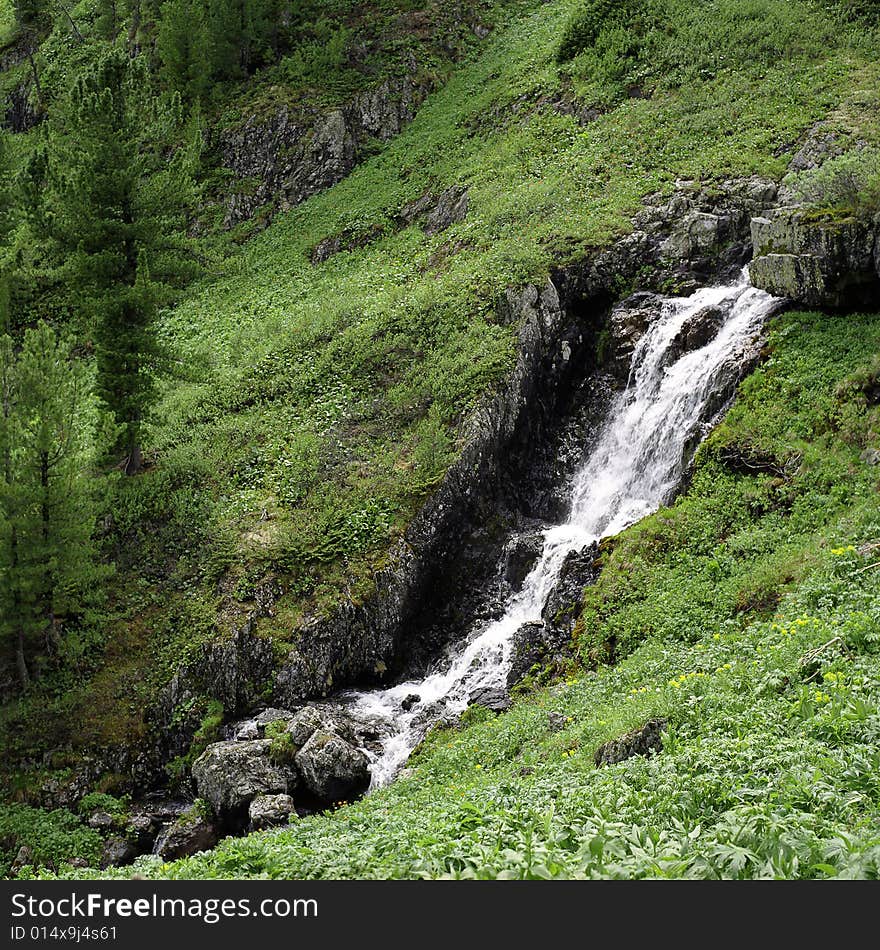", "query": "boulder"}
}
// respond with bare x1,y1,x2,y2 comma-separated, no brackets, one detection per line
503,532,545,591
424,186,469,235
231,708,294,741
100,836,138,869
749,208,880,309
507,621,551,687
285,706,325,747
542,543,600,639
667,305,725,360
467,687,511,713
154,811,218,861
248,793,296,831
87,809,116,832
192,740,292,829
660,211,722,260
400,693,420,712
594,718,667,767
10,845,33,875
294,731,370,805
